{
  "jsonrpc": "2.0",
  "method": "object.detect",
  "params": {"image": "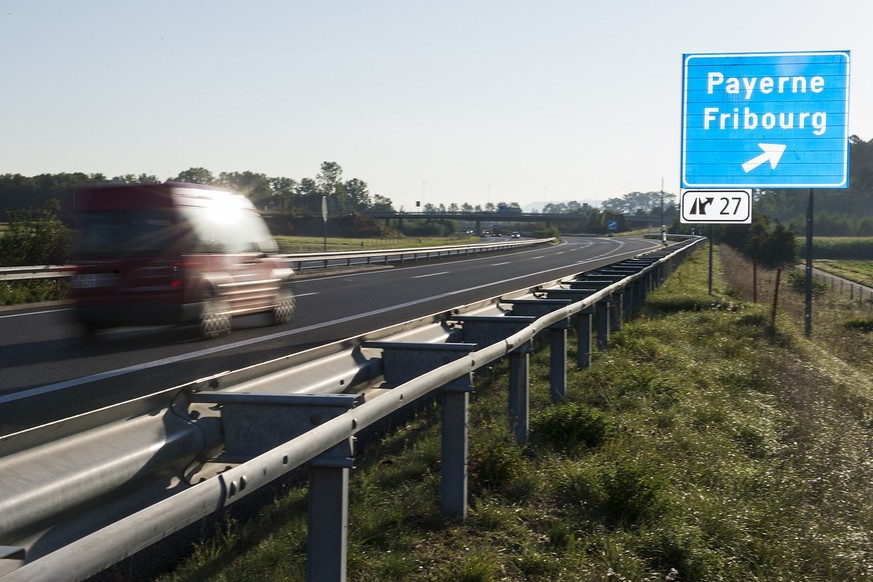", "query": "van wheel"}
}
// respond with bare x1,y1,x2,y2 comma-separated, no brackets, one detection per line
200,293,232,338
272,286,296,325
